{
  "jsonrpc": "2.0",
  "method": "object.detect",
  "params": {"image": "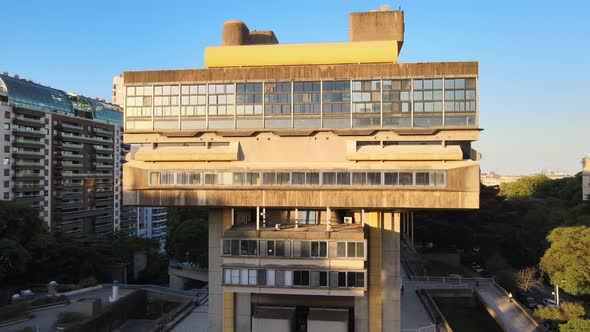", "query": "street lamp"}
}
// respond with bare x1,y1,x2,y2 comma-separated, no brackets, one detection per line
554,279,566,305
185,251,190,264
